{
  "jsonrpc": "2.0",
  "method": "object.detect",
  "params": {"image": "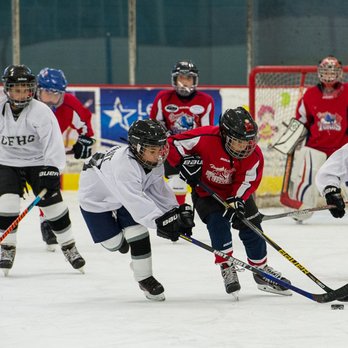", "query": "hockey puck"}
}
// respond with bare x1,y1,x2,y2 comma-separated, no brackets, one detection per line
331,304,344,310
